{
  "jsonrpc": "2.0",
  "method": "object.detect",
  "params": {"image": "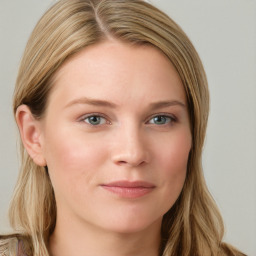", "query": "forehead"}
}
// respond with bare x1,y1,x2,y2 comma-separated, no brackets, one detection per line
48,40,186,108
